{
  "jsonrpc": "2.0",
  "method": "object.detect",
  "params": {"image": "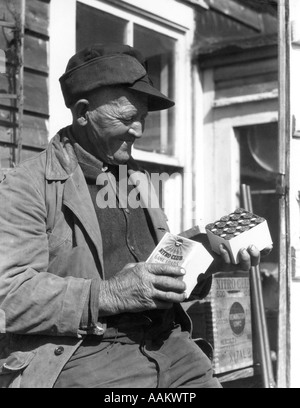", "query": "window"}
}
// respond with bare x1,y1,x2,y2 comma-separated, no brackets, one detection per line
77,4,127,48
76,0,177,158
